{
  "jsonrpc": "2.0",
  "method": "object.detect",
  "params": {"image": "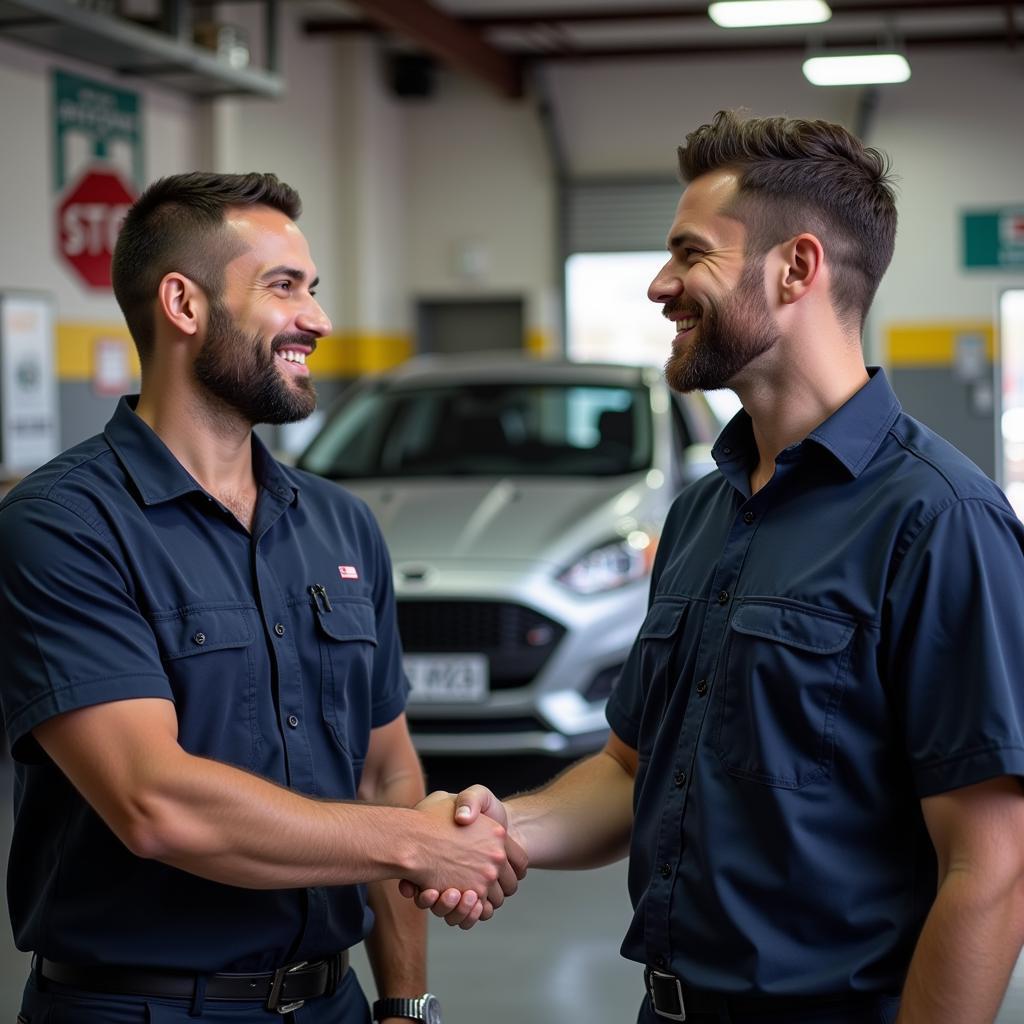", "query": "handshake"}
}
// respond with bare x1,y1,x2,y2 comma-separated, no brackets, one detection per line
399,786,524,930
